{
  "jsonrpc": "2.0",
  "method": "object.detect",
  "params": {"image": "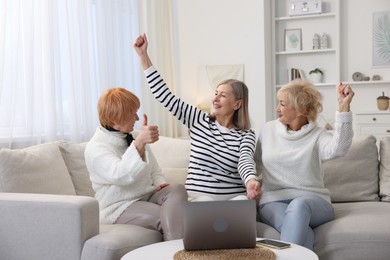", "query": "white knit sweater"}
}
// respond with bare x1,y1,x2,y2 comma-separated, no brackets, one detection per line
84,127,166,224
256,111,353,205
